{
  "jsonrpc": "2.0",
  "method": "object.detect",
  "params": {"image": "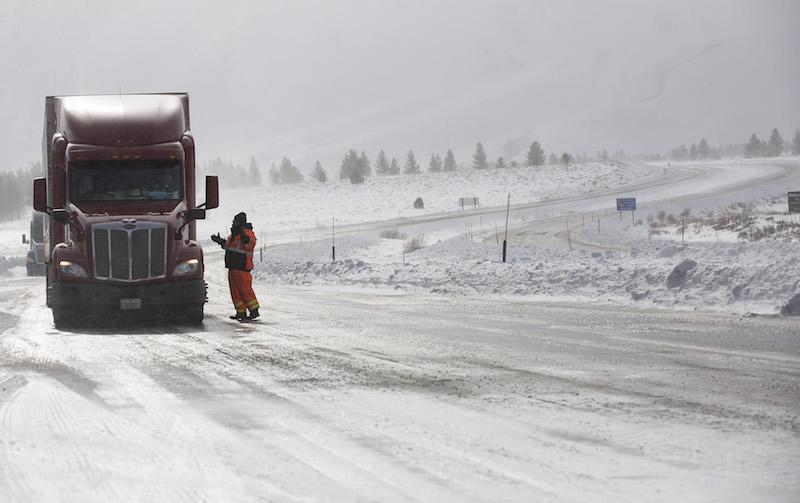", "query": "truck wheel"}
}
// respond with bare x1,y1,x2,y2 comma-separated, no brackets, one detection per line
52,309,76,329
183,305,204,325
